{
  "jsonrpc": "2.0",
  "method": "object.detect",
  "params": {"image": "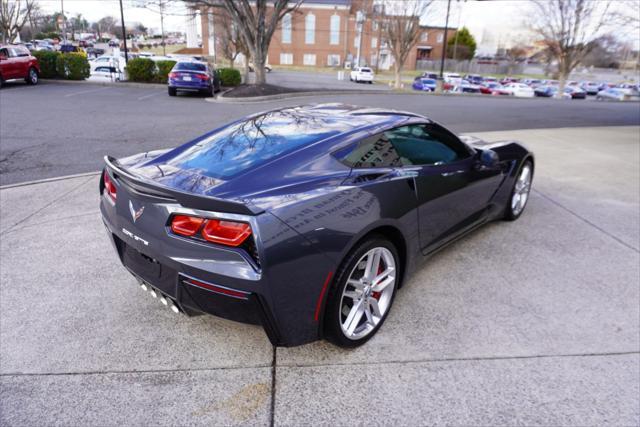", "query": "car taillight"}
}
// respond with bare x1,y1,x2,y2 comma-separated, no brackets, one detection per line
171,215,204,236
195,73,209,80
170,215,252,247
202,219,252,246
103,170,117,202
168,72,178,79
